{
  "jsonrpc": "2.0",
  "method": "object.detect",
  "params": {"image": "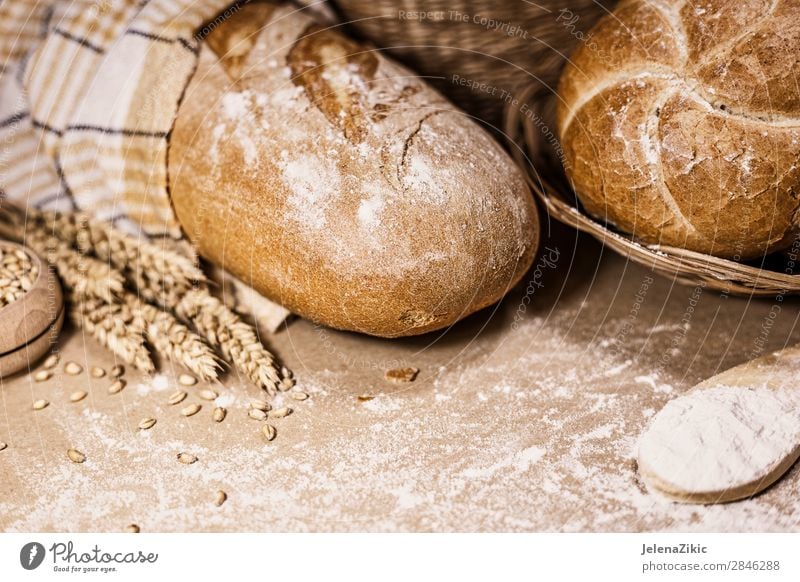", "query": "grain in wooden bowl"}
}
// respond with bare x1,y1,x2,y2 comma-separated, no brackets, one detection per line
0,241,64,377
